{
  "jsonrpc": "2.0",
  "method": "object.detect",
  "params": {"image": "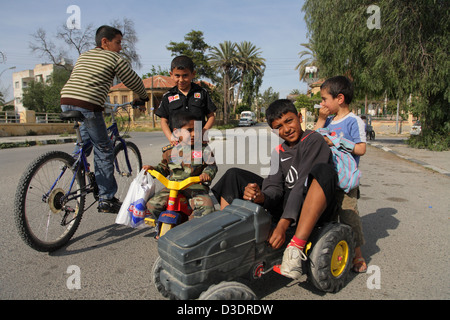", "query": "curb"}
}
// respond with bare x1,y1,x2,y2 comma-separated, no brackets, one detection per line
0,137,77,149
367,142,450,177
